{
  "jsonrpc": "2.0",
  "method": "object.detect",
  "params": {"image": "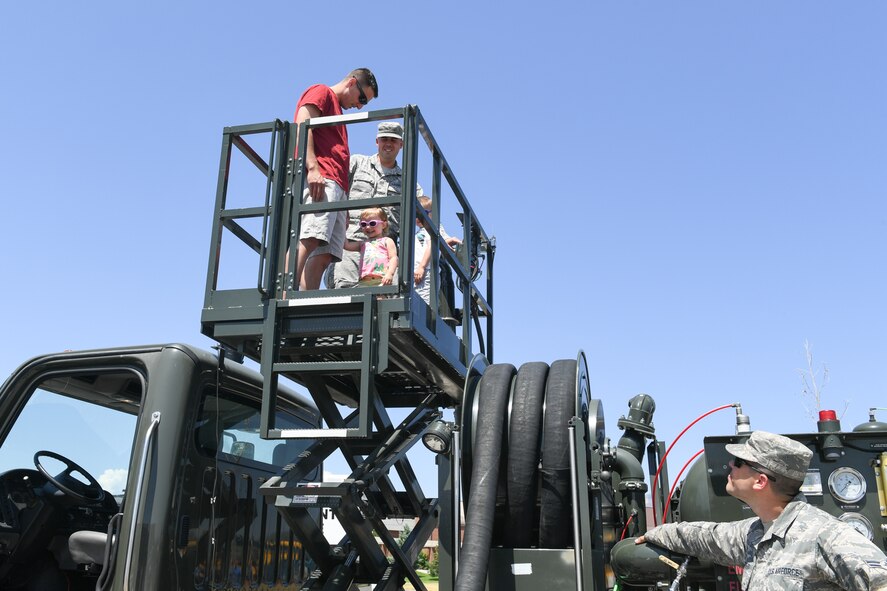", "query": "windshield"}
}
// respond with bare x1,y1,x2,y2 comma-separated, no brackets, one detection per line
196,388,317,478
